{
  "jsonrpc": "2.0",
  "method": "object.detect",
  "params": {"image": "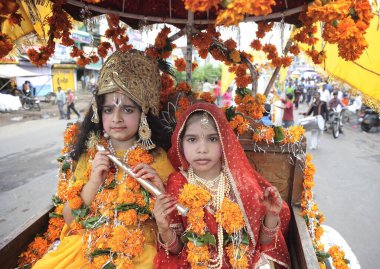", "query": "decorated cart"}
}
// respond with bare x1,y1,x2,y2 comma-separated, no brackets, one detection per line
0,0,377,268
